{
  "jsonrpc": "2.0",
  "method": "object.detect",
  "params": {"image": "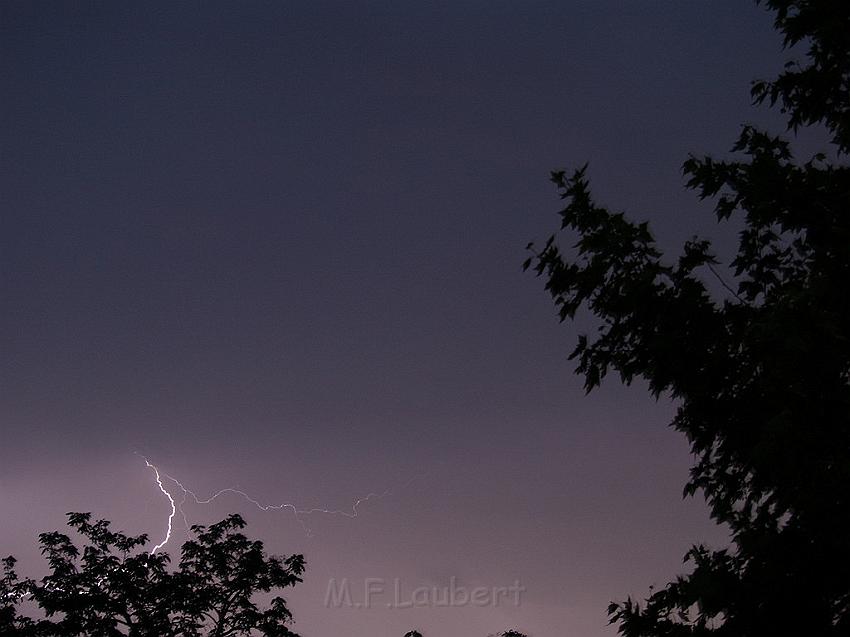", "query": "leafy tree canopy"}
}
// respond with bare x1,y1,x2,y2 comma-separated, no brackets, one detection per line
526,1,849,635
1,513,304,637
403,631,526,637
